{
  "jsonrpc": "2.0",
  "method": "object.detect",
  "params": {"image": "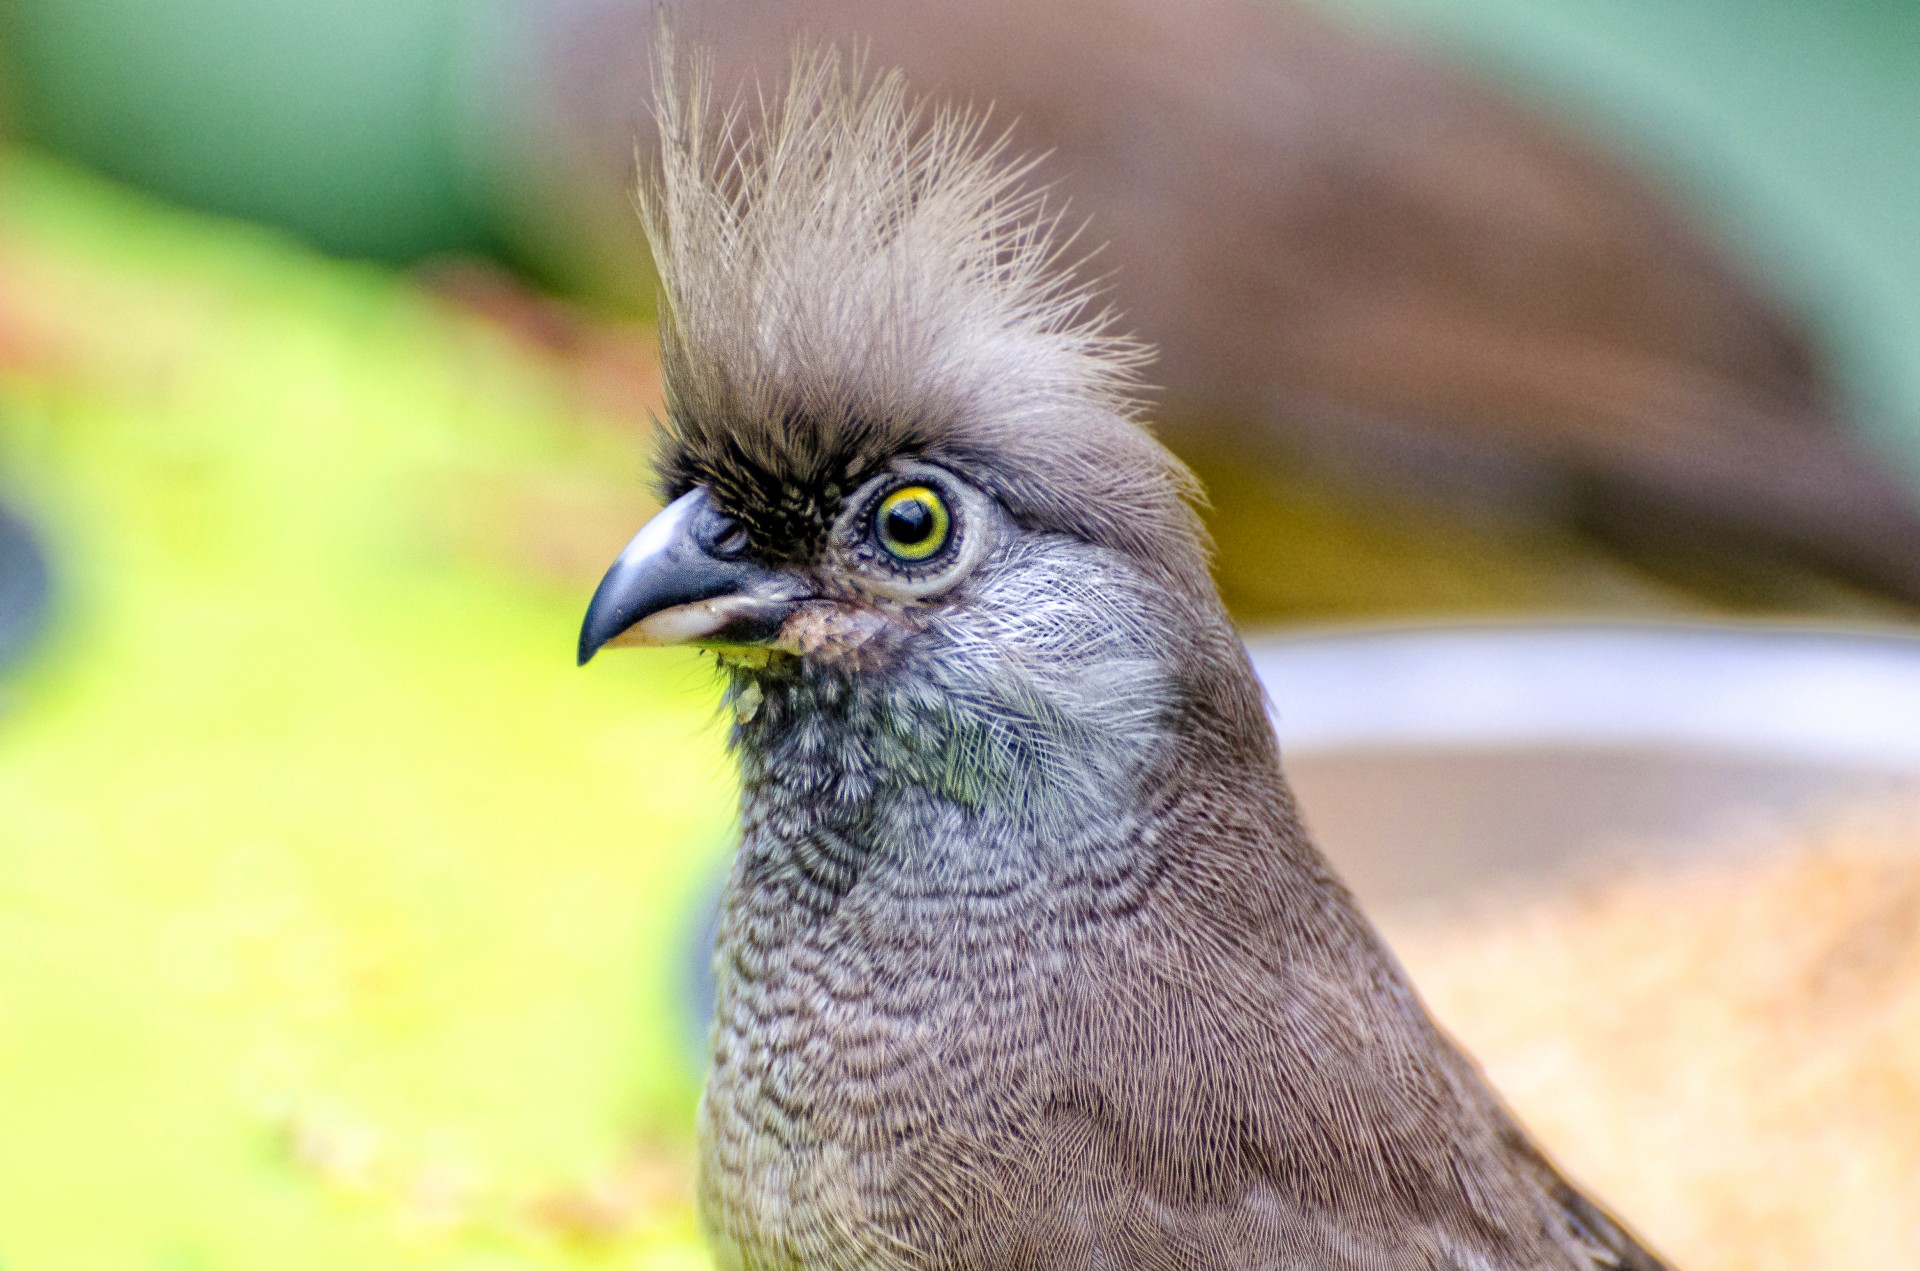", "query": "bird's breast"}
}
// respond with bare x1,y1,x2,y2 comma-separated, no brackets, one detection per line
697,825,1063,1268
